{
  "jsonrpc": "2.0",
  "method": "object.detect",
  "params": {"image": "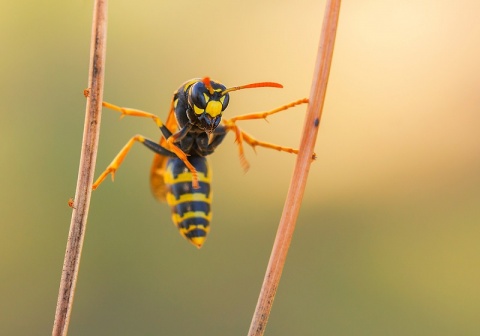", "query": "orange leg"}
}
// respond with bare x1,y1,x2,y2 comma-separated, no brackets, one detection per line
222,98,309,171
93,135,144,190
102,102,164,126
96,102,200,189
